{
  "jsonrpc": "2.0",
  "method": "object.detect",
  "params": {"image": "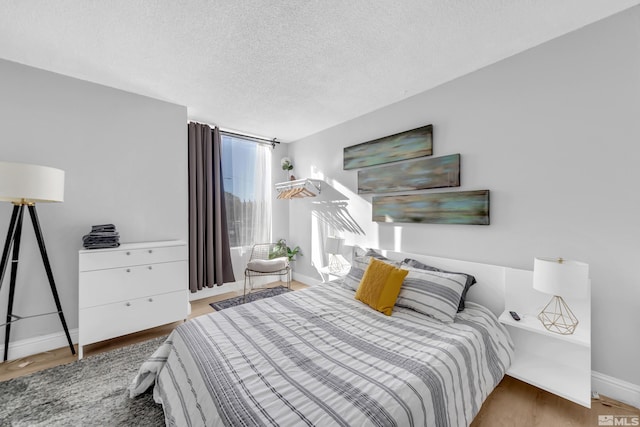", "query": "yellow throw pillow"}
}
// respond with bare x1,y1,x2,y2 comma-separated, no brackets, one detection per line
355,258,408,316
